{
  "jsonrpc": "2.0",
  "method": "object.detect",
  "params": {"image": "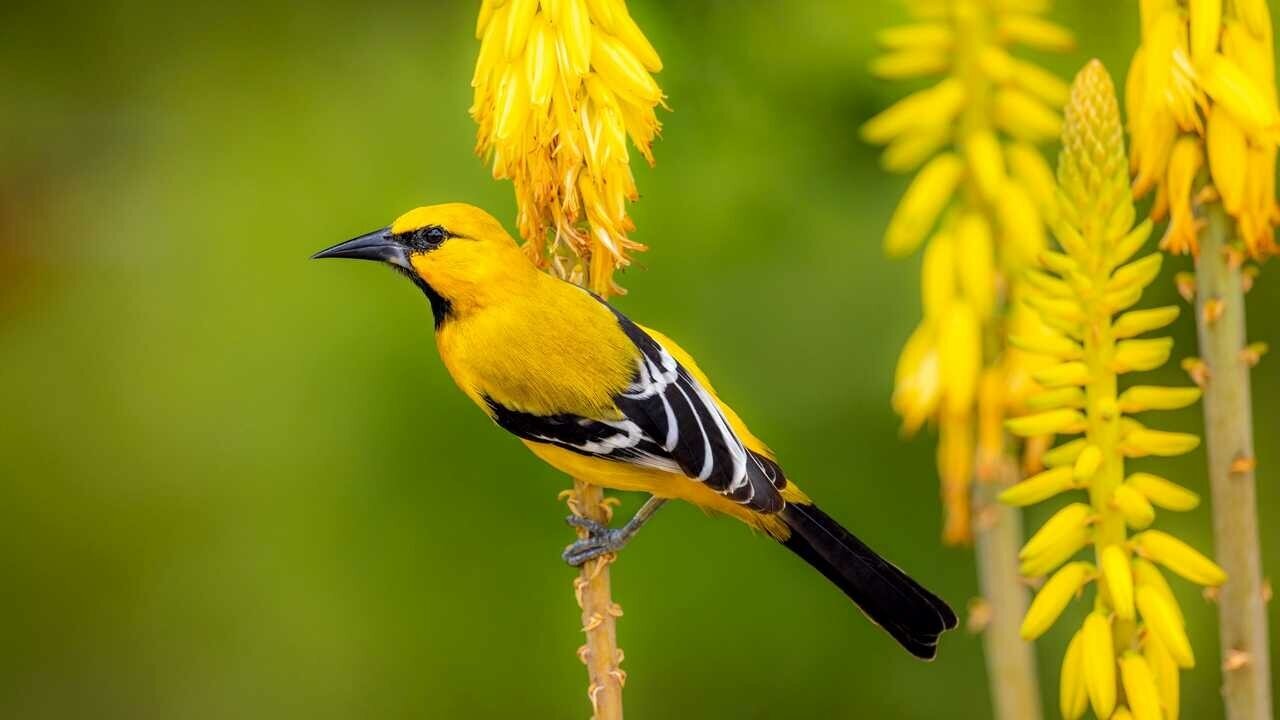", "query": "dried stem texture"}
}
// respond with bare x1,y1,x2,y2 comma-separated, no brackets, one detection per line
564,480,625,719
1196,205,1272,720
